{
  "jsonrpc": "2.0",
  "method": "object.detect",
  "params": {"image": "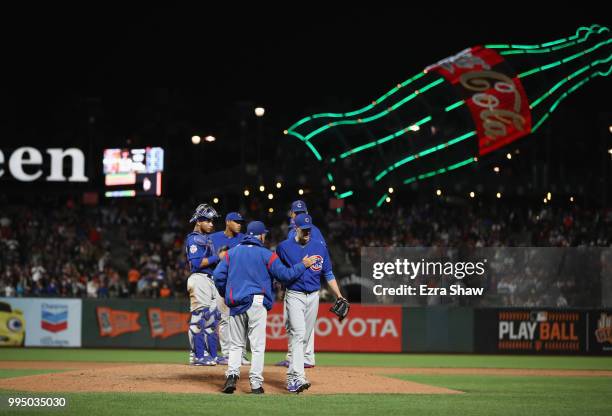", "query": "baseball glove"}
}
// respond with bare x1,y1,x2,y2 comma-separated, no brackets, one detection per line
329,297,350,321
